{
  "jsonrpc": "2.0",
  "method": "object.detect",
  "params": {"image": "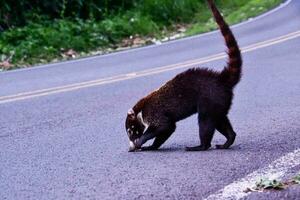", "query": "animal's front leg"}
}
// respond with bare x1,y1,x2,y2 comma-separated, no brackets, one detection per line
134,126,158,149
141,123,176,151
